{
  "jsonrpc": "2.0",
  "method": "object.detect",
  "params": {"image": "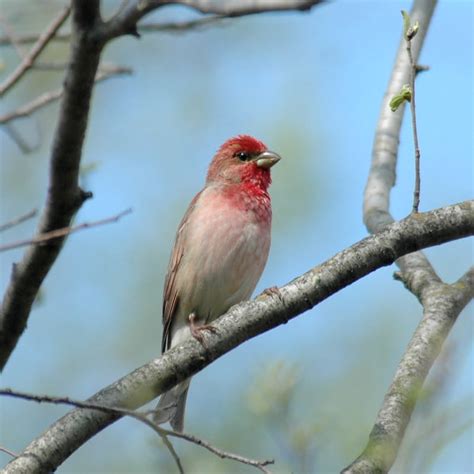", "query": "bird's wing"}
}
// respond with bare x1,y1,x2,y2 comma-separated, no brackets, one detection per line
162,191,203,353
